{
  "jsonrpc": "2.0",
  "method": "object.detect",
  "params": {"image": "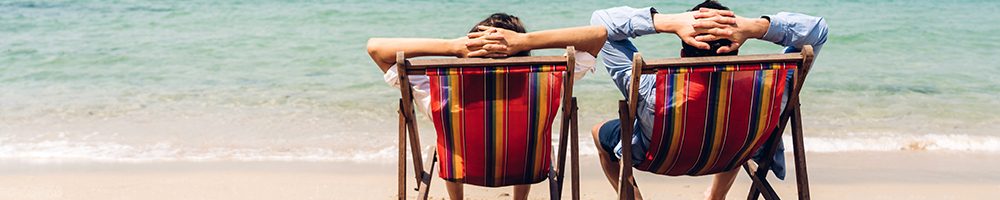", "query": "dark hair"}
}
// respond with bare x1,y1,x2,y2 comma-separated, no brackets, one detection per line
681,0,738,57
470,13,530,57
